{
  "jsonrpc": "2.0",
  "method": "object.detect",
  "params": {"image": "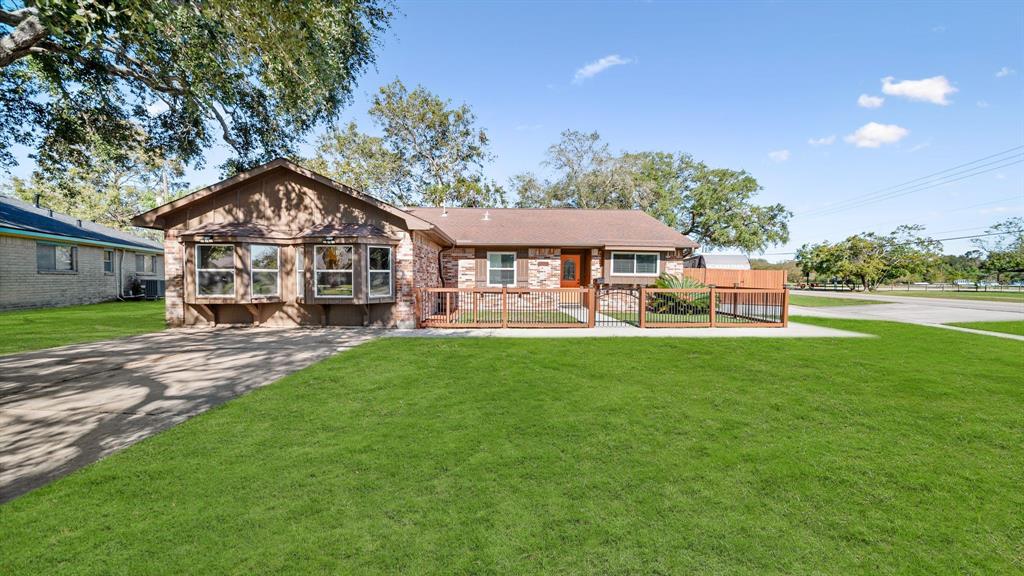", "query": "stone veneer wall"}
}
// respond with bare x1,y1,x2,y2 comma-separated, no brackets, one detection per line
441,247,475,287
528,248,560,288
404,232,442,327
